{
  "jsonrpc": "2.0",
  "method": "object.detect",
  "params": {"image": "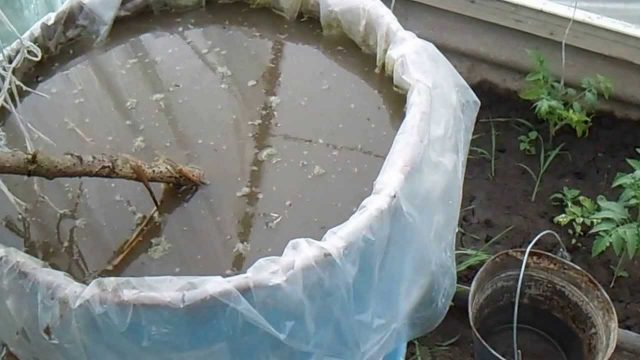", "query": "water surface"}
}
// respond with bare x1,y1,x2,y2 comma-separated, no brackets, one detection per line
0,3,405,279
